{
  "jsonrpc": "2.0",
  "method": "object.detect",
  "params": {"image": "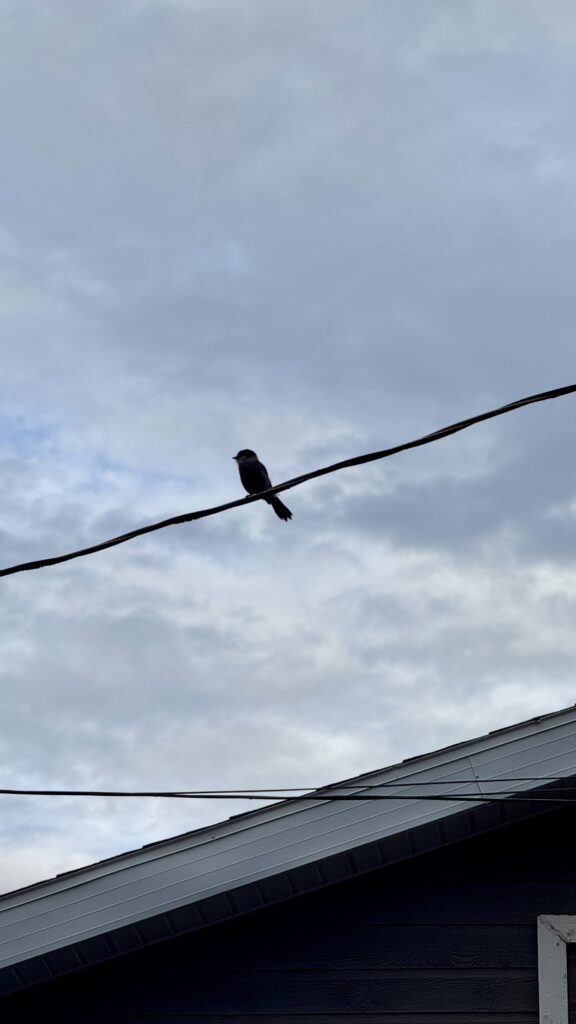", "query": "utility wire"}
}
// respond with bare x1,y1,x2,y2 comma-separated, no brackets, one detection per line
0,787,574,803
1,383,575,578
0,776,574,797
0,779,574,800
